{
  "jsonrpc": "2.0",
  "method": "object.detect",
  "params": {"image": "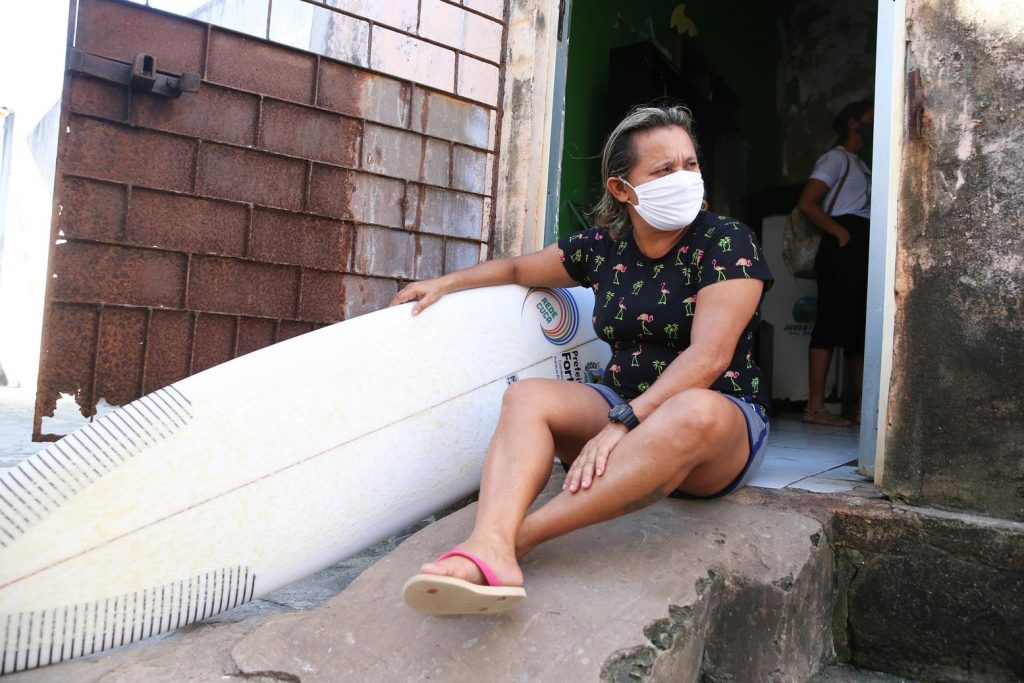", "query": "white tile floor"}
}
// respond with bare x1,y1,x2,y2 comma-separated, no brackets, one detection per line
752,415,876,494
0,387,876,494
